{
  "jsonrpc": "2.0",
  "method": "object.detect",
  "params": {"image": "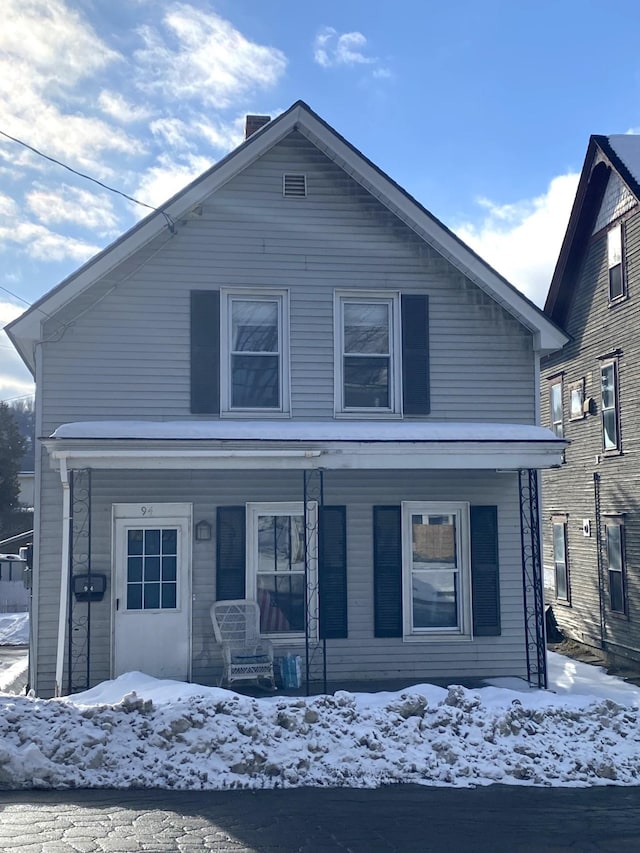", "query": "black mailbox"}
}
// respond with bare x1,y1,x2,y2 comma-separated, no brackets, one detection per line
72,573,107,602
